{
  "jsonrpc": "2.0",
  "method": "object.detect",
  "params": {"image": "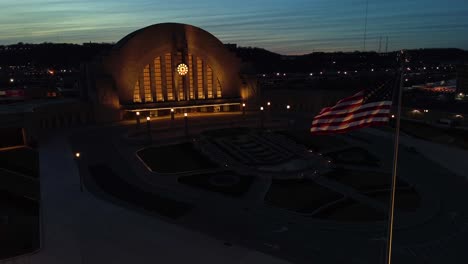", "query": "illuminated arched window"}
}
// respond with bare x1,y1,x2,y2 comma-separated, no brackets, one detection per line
165,53,174,100
216,79,222,98
196,57,204,99
143,65,152,102
132,54,223,103
188,54,195,99
133,80,141,102
207,66,214,99
153,57,164,101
